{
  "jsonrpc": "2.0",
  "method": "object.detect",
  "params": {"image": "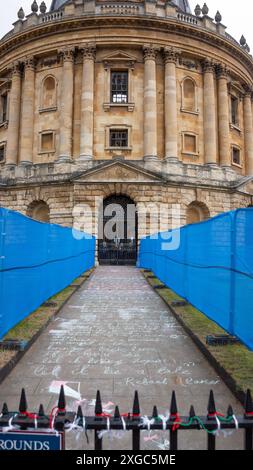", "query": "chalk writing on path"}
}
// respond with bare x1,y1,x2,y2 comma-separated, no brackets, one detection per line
124,376,220,387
